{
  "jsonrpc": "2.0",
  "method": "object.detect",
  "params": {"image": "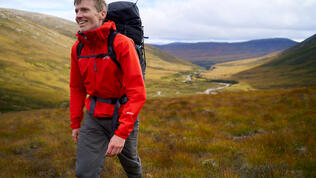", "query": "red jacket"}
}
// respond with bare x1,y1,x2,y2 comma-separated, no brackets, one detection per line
70,21,146,139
